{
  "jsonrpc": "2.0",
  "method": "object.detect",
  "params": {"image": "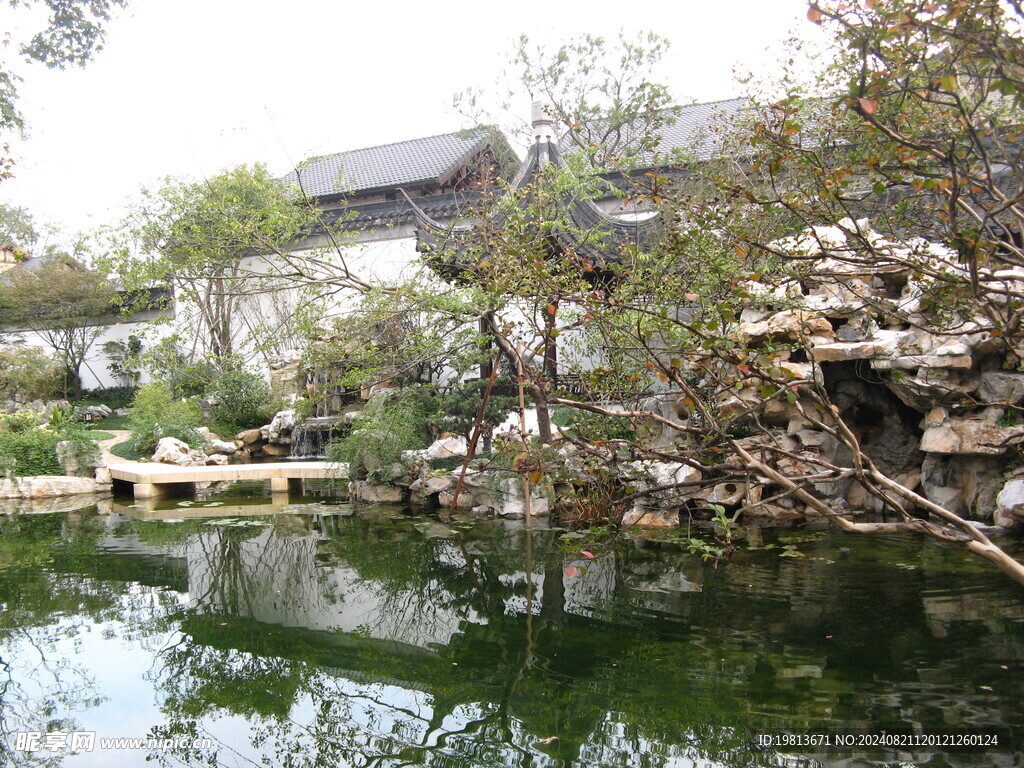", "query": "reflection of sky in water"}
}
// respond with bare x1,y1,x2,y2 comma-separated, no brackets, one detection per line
2,508,1024,767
